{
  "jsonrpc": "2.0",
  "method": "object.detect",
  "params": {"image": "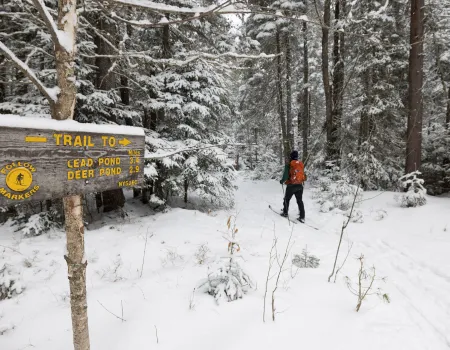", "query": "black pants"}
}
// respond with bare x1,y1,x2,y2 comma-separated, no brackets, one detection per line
282,185,305,219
